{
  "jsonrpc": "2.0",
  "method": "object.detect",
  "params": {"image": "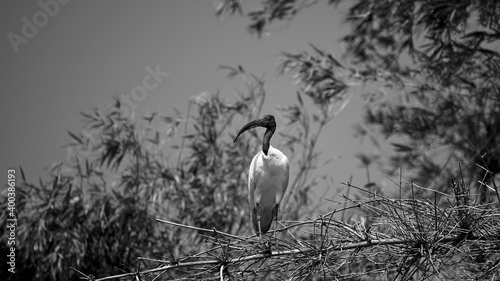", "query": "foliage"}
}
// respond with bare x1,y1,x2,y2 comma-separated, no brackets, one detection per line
215,0,343,37
216,0,500,202
82,175,500,280
342,0,500,202
0,65,339,280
